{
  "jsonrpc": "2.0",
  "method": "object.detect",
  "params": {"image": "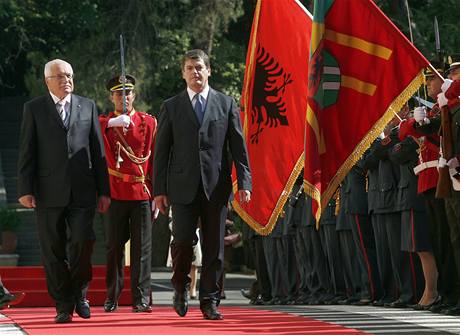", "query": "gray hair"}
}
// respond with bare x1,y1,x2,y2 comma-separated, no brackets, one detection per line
44,59,73,77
